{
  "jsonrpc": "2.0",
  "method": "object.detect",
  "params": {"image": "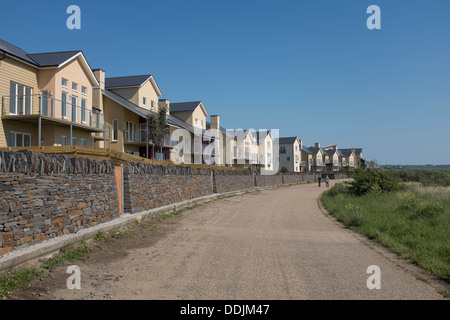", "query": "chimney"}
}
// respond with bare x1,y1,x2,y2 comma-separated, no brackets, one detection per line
93,69,105,90
210,115,220,130
158,99,170,115
299,139,303,149
315,142,320,148
92,69,105,112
